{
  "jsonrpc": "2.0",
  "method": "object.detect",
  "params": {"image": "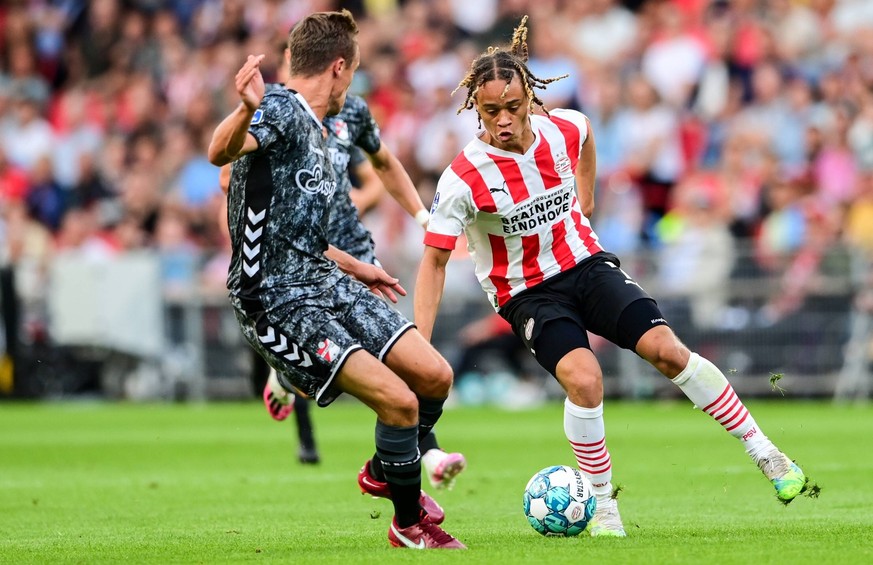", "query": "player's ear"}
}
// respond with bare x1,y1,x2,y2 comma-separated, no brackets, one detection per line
332,58,345,77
